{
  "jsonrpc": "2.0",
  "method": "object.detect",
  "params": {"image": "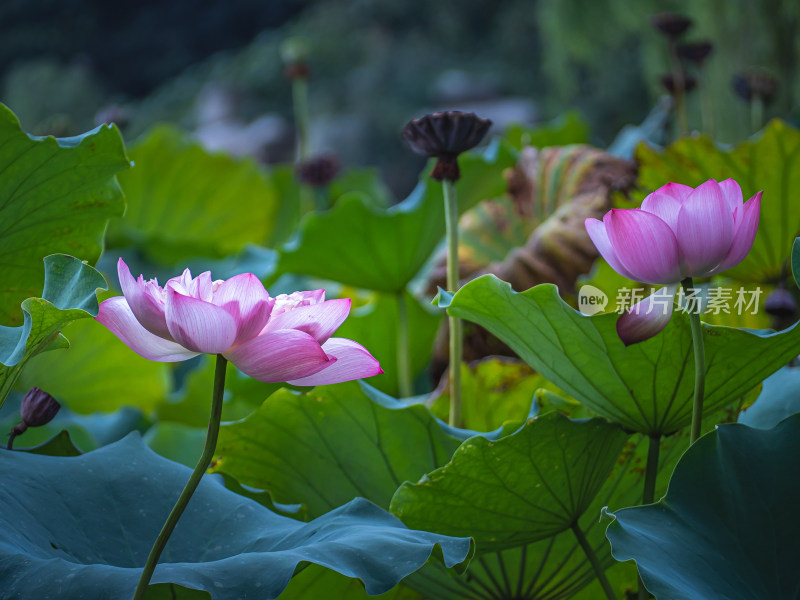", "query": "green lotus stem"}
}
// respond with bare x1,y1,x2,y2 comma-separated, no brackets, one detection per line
314,186,330,211
396,291,413,398
571,522,617,600
750,95,764,134
443,178,462,427
642,434,661,504
669,41,688,136
292,76,311,161
682,278,706,445
637,435,661,600
133,354,228,600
